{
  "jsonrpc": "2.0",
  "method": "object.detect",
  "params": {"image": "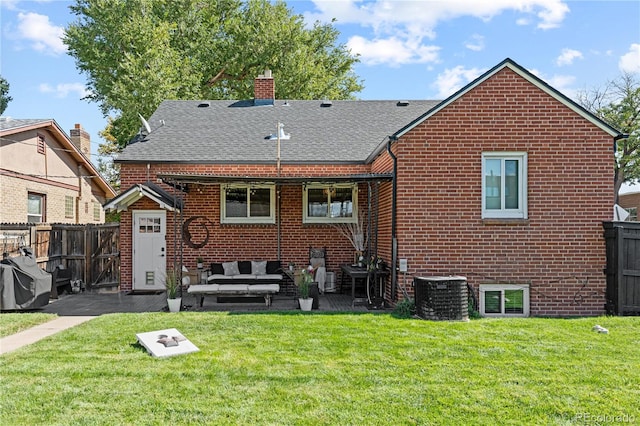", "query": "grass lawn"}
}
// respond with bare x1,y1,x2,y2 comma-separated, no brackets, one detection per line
0,312,638,425
0,312,56,338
